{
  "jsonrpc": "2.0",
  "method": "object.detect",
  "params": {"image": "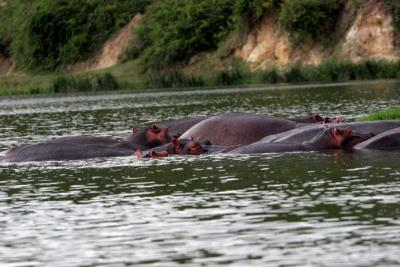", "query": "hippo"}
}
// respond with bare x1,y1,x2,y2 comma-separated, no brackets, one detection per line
354,126,400,150
1,125,171,162
137,138,208,158
230,127,370,154
179,113,297,146
257,121,400,145
289,114,343,124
